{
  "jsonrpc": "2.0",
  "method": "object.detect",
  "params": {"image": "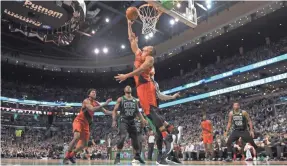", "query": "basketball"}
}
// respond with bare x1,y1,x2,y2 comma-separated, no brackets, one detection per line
126,7,138,20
